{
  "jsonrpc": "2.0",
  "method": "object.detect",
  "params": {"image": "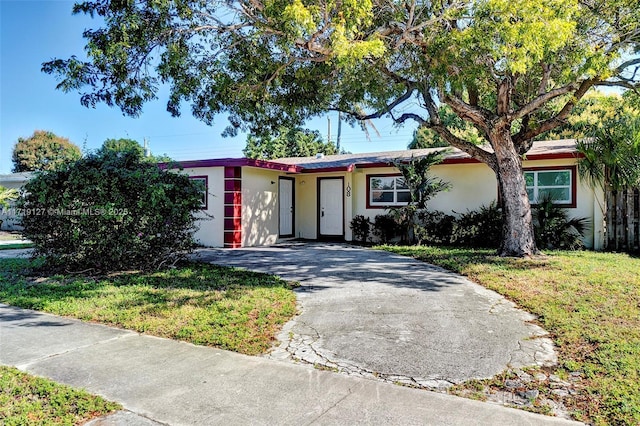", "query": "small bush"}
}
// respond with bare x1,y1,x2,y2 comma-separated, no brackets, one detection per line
18,150,204,272
388,205,417,244
350,215,372,244
372,214,399,244
414,210,455,245
450,202,504,248
534,195,588,250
